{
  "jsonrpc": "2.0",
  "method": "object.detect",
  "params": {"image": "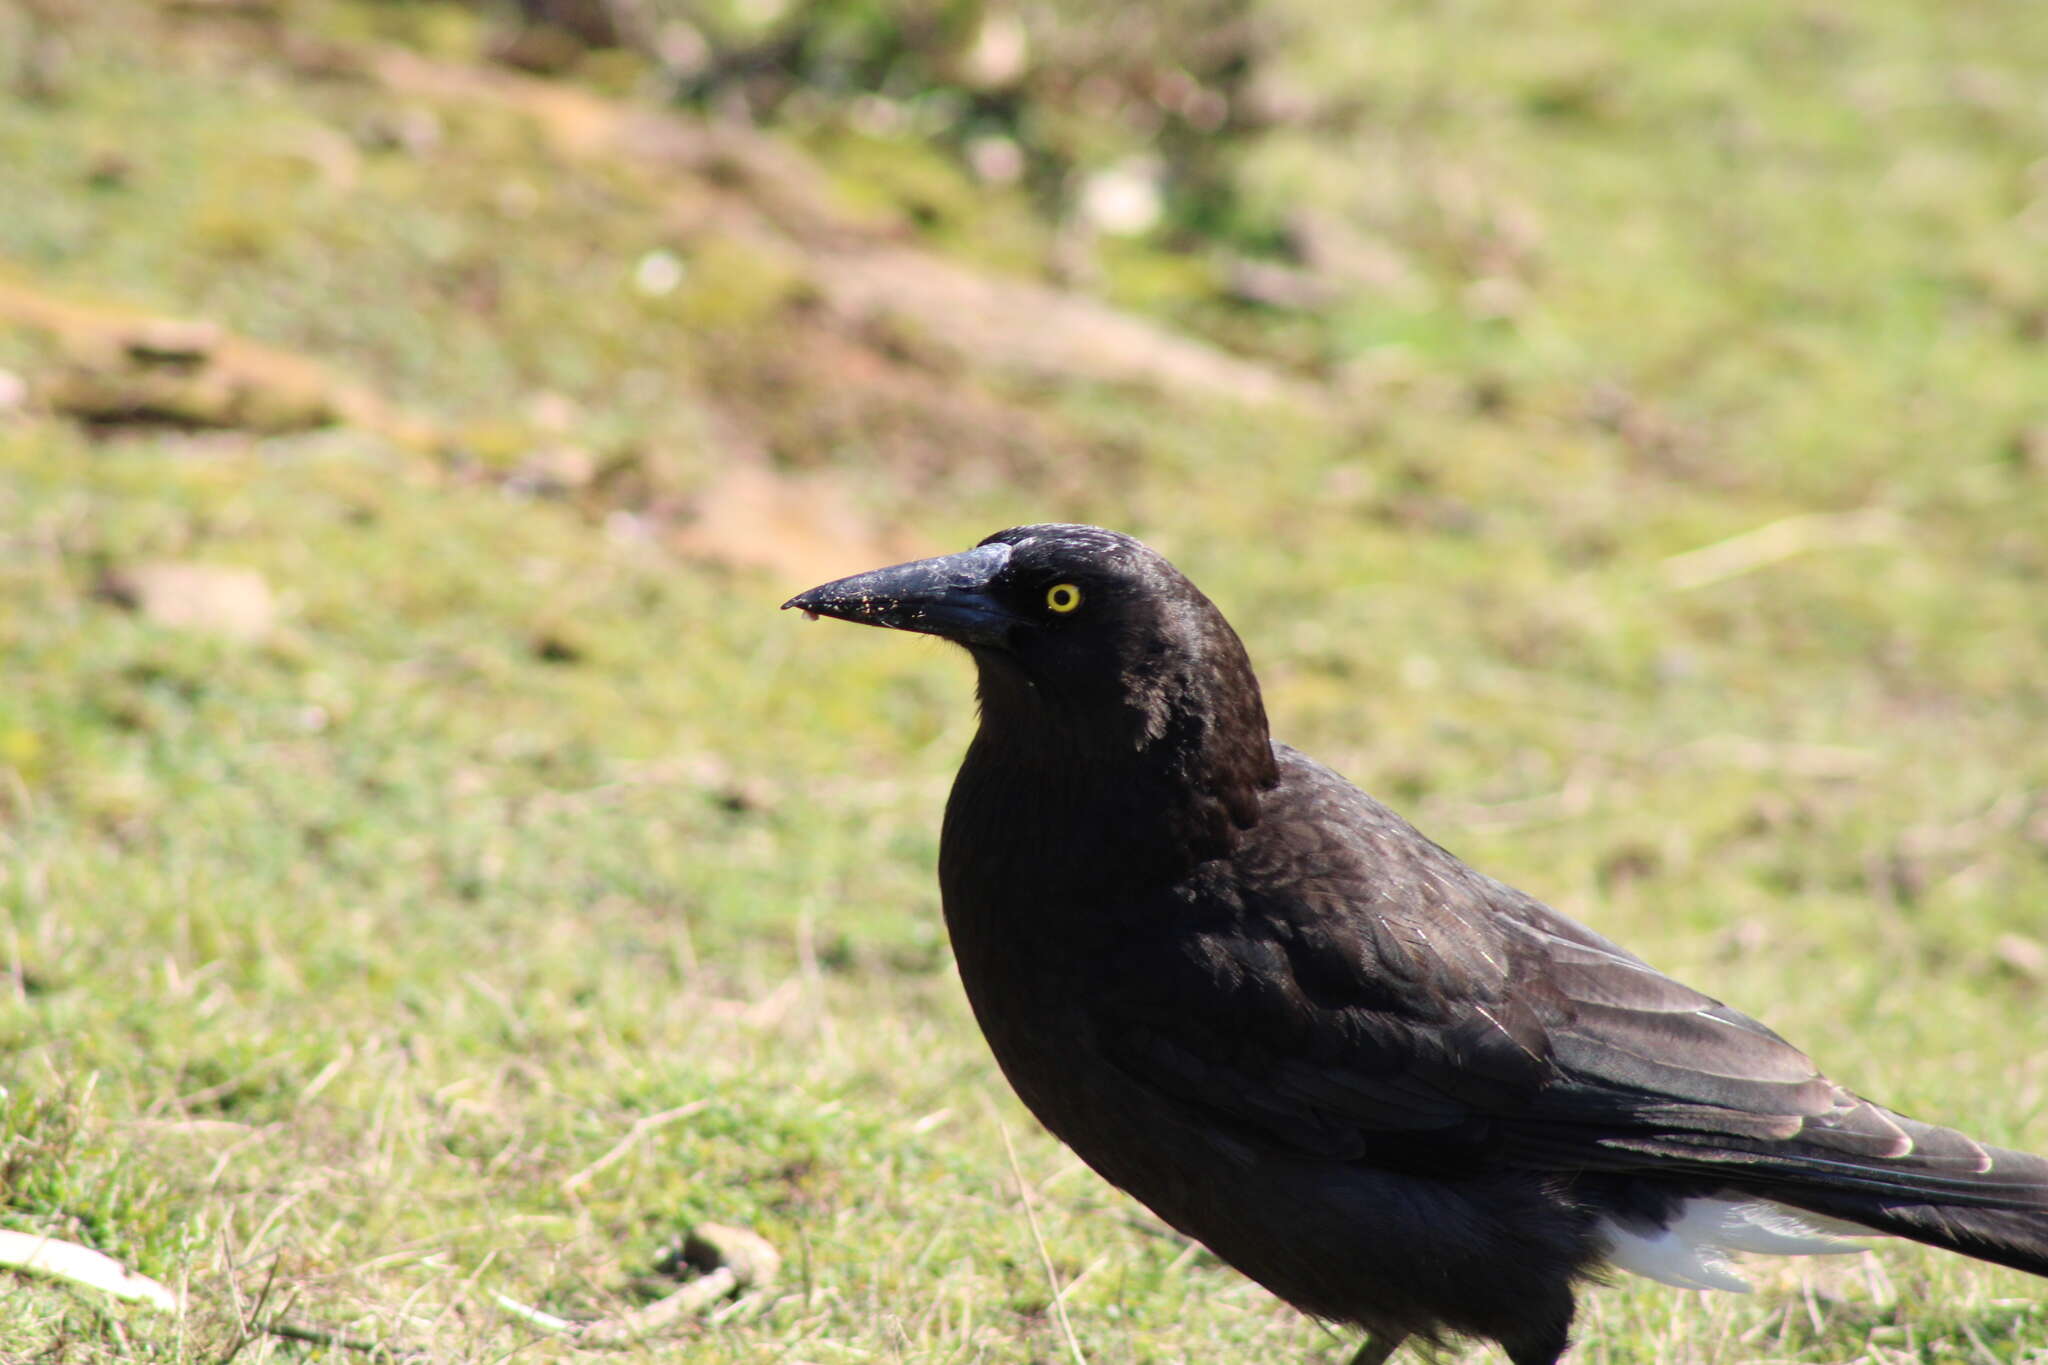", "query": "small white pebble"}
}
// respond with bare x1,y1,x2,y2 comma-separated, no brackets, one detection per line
1078,159,1164,237
634,249,686,297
